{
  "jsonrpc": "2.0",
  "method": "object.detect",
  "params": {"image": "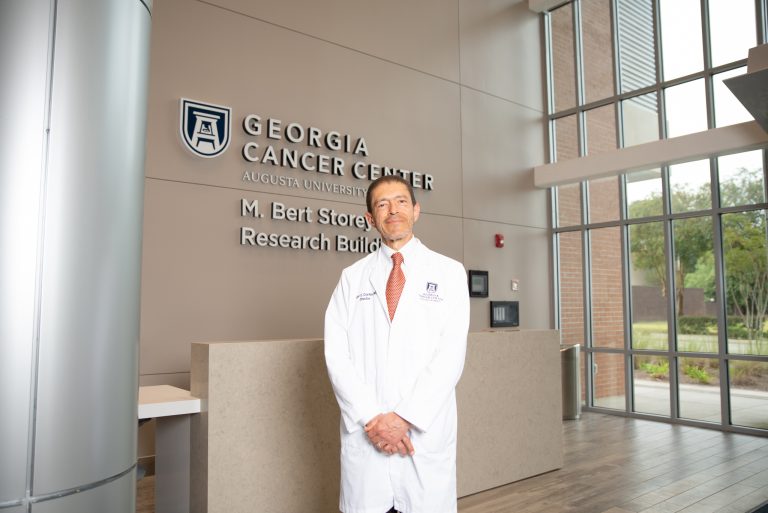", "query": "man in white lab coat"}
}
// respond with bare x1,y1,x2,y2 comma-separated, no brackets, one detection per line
324,175,470,513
